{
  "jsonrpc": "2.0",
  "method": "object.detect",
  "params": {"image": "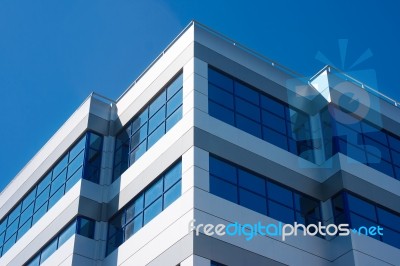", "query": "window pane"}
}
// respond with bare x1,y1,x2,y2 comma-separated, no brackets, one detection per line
88,133,102,151
377,208,400,230
239,188,267,215
69,136,86,161
58,222,76,247
65,169,82,191
164,162,182,190
144,198,162,225
236,114,262,138
209,84,234,109
166,105,182,131
35,186,50,212
388,135,400,152
51,169,66,195
364,137,391,162
268,200,295,224
164,181,181,208
77,217,95,239
67,151,84,177
210,176,238,203
53,155,68,178
267,182,293,207
129,140,147,165
238,169,266,196
126,195,144,223
147,123,165,149
167,74,183,100
145,179,163,207
347,194,376,221
130,123,148,150
263,127,288,150
167,88,182,116
208,68,233,93
381,227,400,249
349,213,380,240
261,95,285,118
32,203,48,225
40,238,57,263
124,214,143,240
17,218,31,240
209,101,235,125
209,157,237,184
8,203,21,225
235,82,259,105
131,110,149,134
391,150,400,167
2,234,16,255
26,254,40,266
149,91,166,116
149,107,165,134
22,188,36,211
5,218,19,240
37,173,52,195
20,203,34,225
262,110,286,134
48,186,65,209
235,98,260,122
108,213,124,237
